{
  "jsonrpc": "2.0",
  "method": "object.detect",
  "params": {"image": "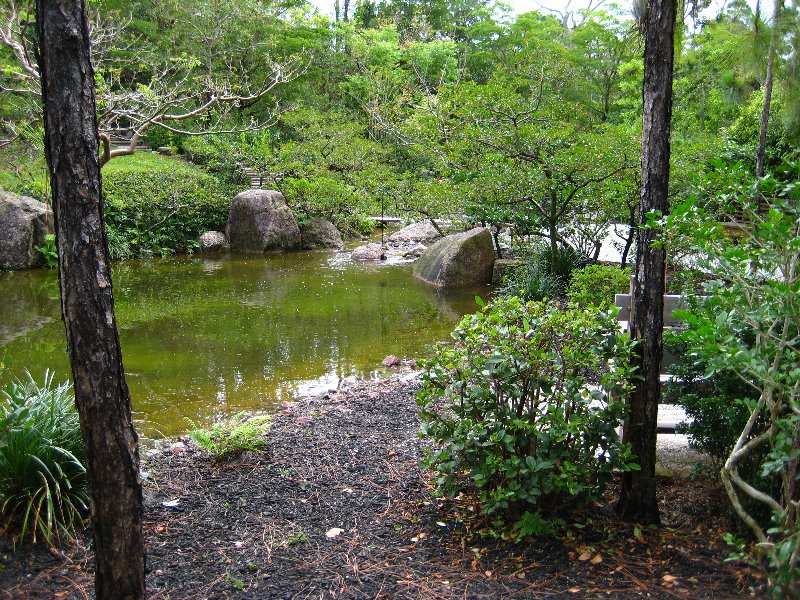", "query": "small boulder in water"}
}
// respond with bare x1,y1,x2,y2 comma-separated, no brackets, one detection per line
351,243,385,261
382,355,402,367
